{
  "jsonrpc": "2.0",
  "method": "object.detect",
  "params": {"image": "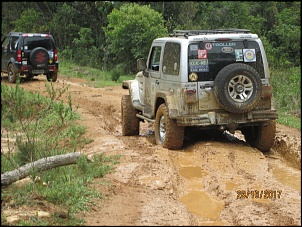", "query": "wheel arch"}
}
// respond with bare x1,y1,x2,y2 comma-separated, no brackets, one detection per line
154,91,172,117
122,80,140,104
